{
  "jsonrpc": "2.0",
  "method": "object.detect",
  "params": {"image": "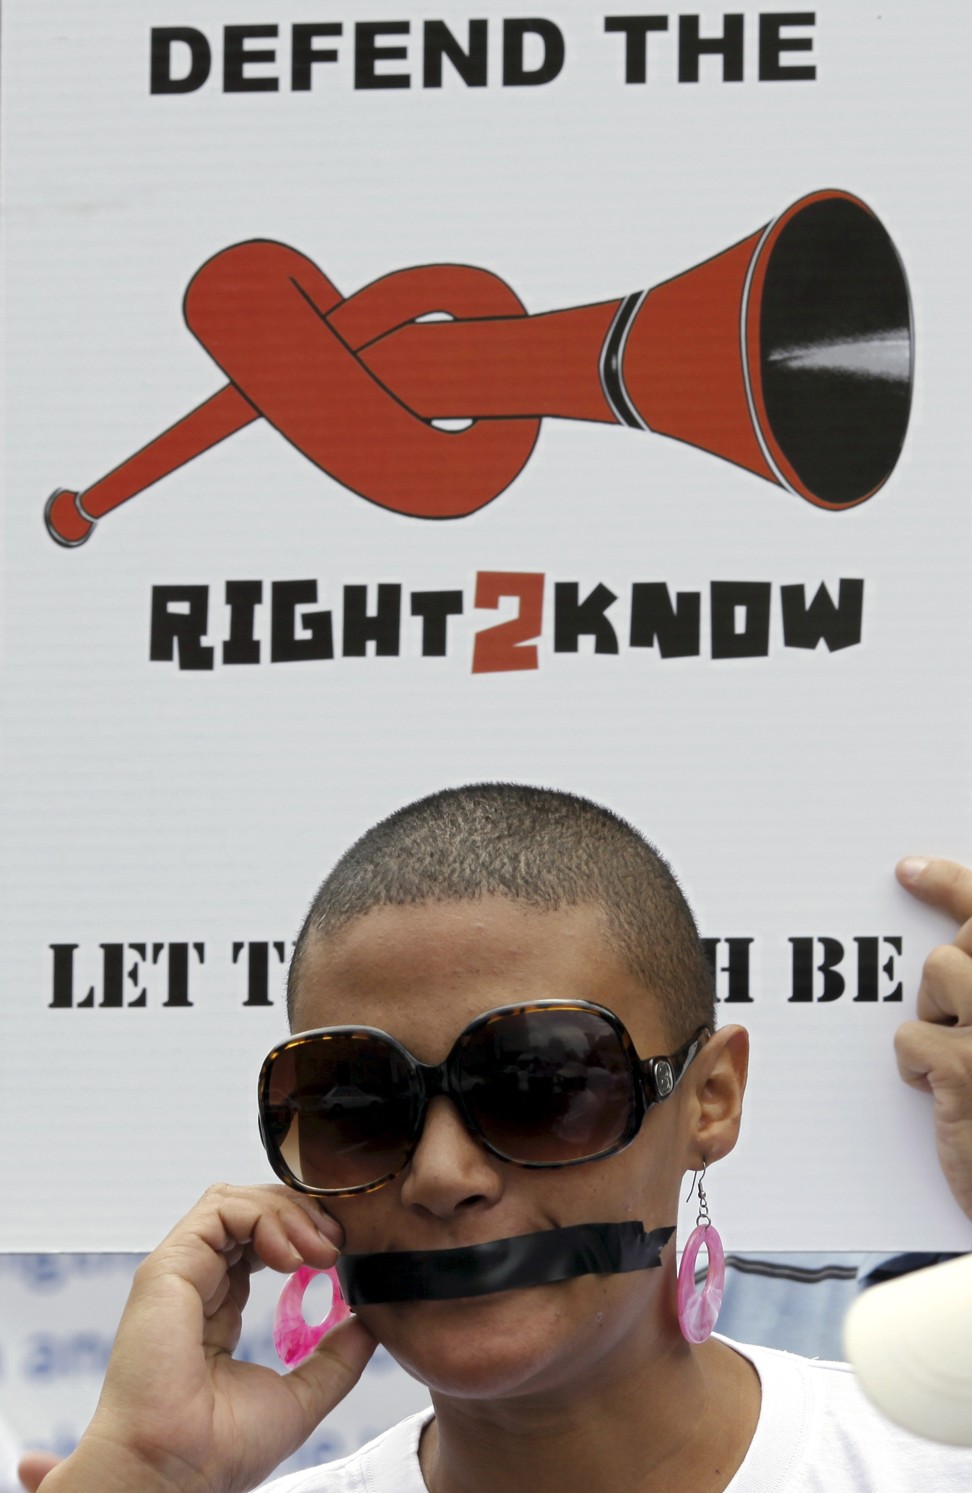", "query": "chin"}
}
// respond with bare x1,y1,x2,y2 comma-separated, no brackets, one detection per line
358,1281,611,1399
